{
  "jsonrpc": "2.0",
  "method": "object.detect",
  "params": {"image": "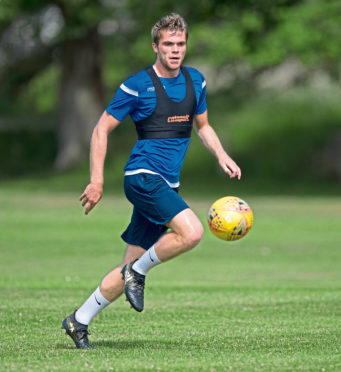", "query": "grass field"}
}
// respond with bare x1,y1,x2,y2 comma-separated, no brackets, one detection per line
0,187,340,371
